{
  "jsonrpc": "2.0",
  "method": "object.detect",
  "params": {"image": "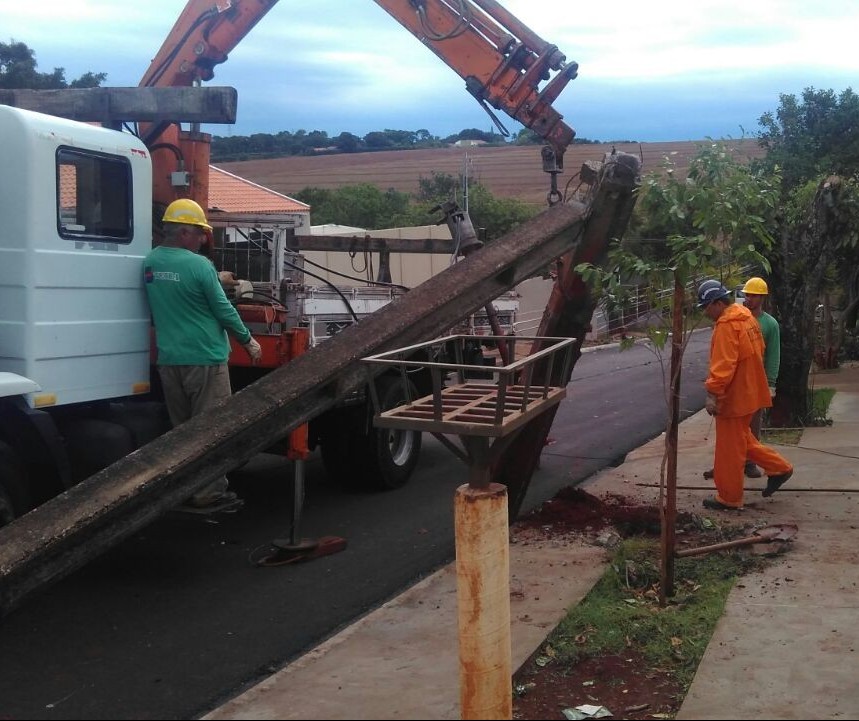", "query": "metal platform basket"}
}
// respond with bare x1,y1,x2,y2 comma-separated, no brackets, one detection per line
362,335,576,438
